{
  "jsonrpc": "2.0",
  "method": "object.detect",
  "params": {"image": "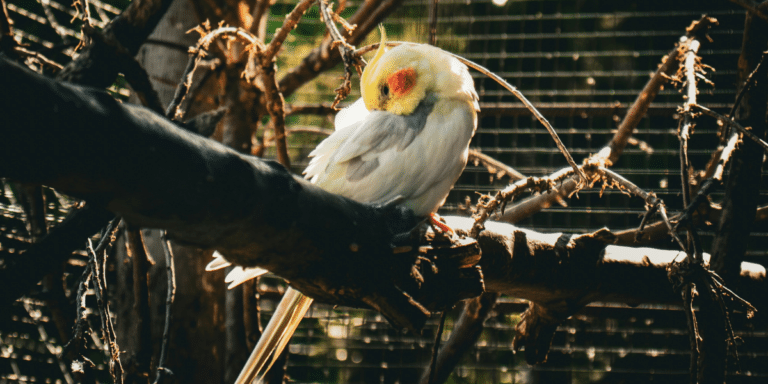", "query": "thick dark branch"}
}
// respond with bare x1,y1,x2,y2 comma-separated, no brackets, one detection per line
445,216,767,365
3,55,764,351
121,51,165,115
1,57,472,332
